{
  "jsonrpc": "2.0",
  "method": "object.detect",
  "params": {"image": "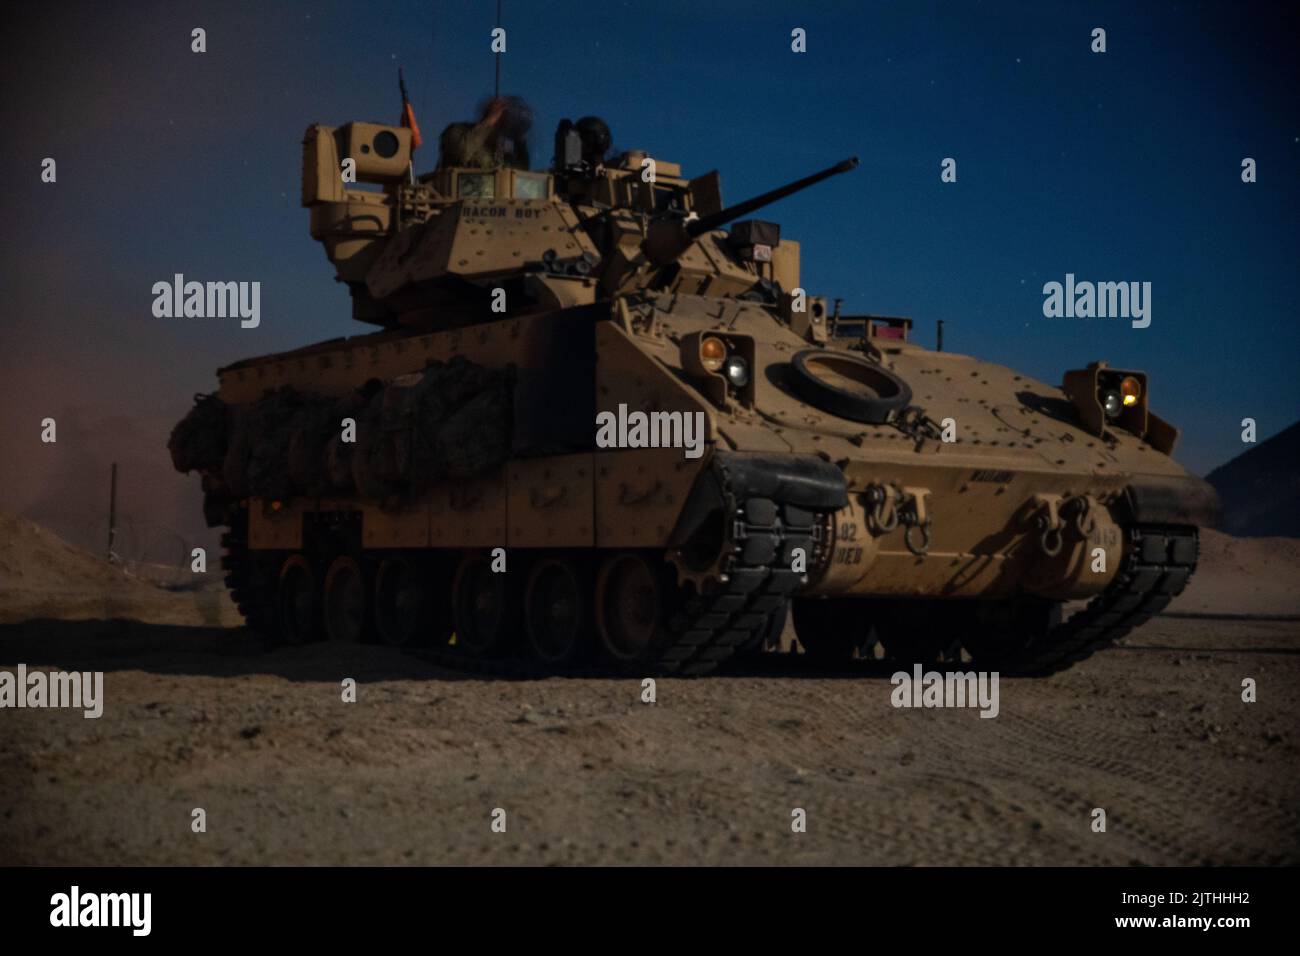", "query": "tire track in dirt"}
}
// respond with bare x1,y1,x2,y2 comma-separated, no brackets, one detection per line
3,607,1298,864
